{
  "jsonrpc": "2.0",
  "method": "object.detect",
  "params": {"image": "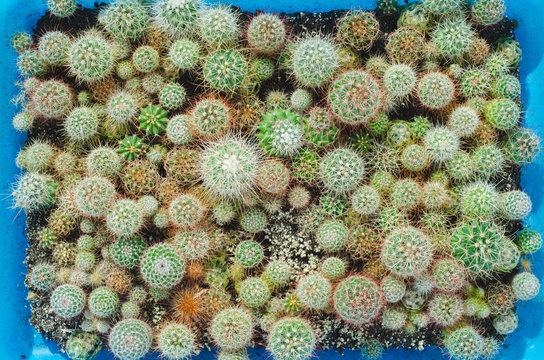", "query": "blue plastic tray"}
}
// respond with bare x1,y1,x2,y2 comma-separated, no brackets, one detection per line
1,1,542,359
